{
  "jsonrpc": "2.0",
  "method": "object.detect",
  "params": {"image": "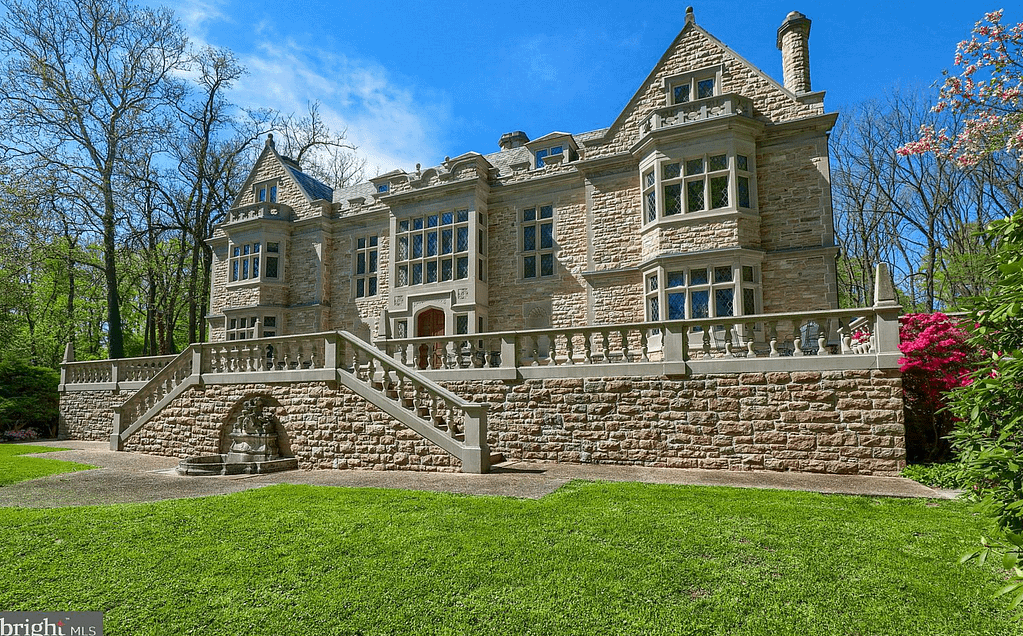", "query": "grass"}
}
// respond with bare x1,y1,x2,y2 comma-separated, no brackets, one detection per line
0,443,95,486
0,482,1018,635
